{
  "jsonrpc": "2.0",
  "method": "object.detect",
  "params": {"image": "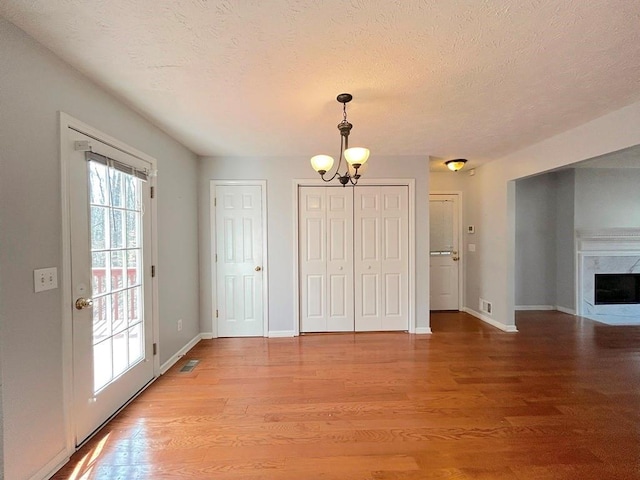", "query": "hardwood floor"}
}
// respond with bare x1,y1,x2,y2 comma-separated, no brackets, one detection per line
52,311,640,479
